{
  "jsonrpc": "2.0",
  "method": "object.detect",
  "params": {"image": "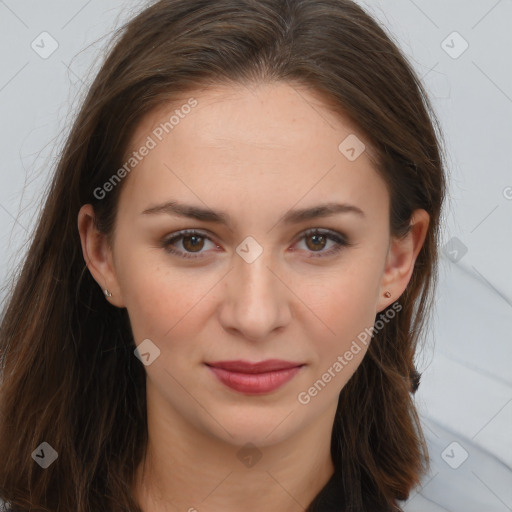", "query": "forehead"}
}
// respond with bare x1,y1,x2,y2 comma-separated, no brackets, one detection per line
118,81,388,226
133,81,372,153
